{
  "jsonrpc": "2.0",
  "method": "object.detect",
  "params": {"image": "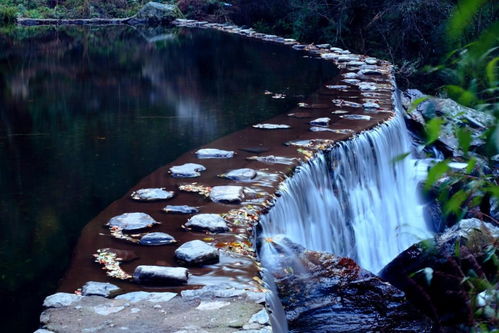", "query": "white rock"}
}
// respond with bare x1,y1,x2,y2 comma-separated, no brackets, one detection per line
130,188,174,201
175,240,219,266
81,281,120,297
249,309,270,325
196,301,230,311
310,117,331,126
43,293,82,308
107,212,159,231
185,214,229,233
223,168,257,181
115,291,177,303
252,123,291,130
169,163,206,178
210,186,244,203
195,148,234,159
